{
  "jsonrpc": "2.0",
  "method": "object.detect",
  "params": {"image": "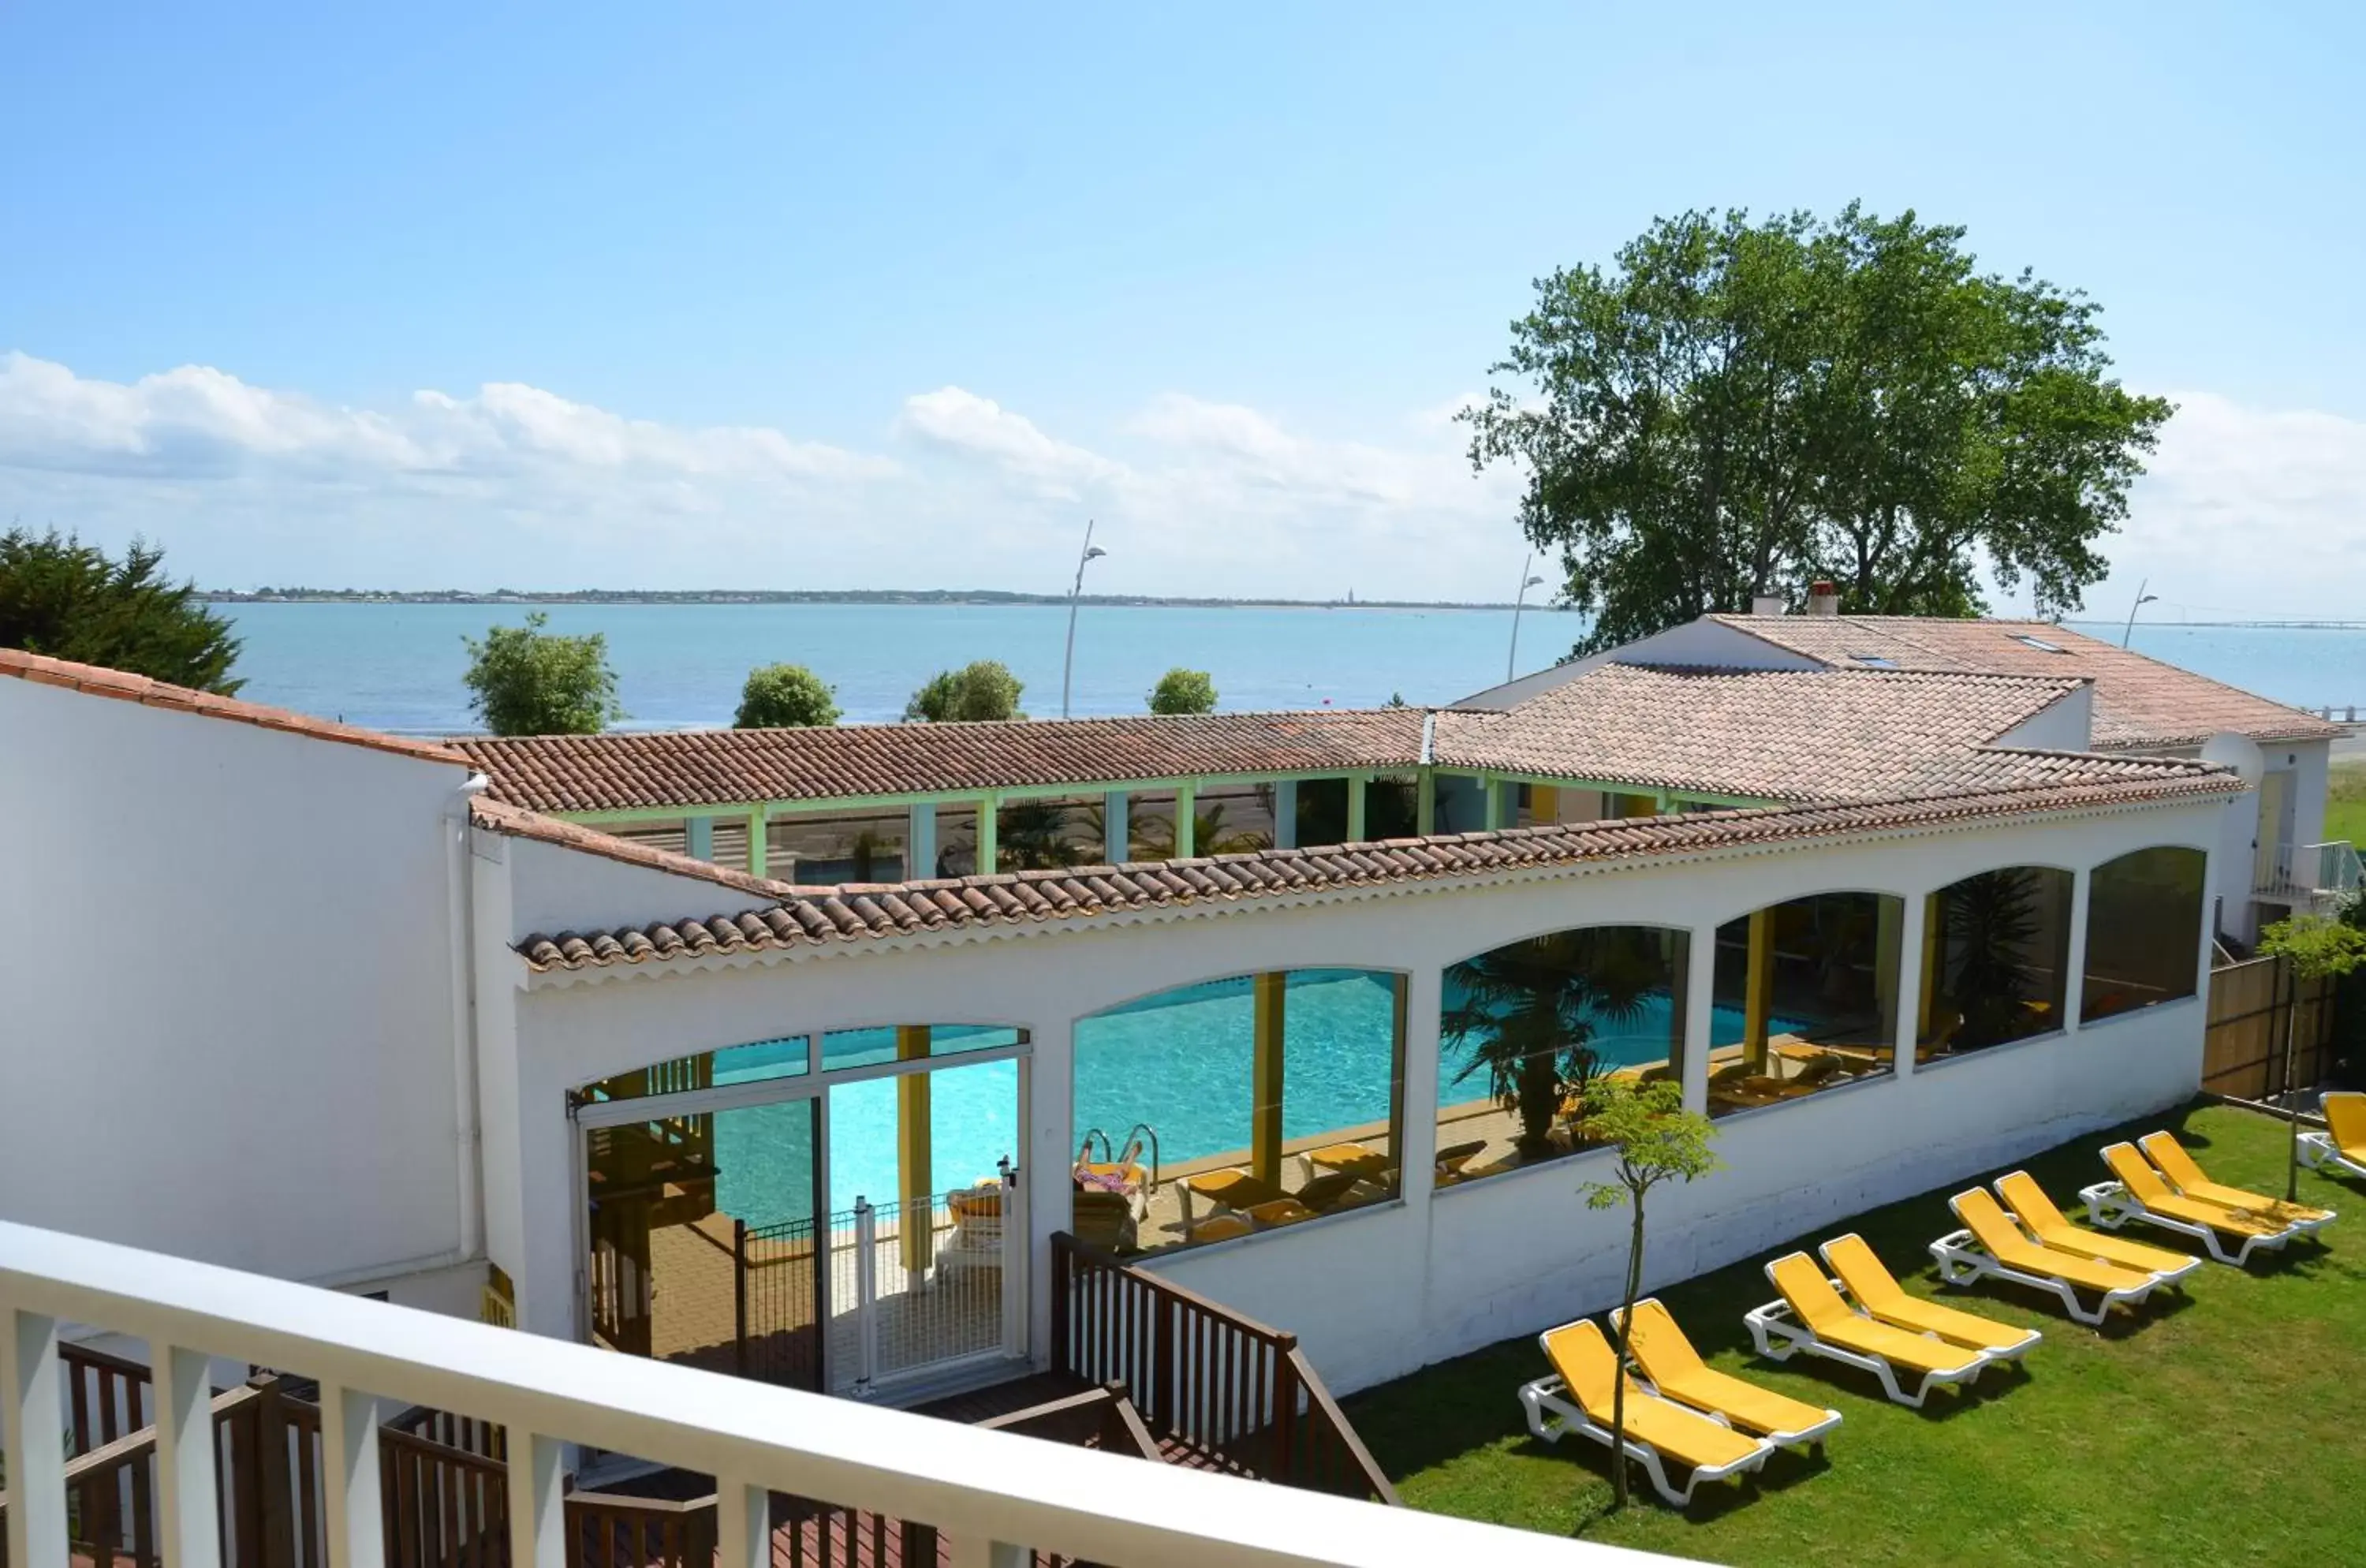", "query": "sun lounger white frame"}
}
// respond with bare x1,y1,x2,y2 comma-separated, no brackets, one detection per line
1741,1266,1995,1409
2297,1129,2366,1181
1928,1192,2170,1324
1813,1237,2045,1362
1989,1175,2206,1290
1517,1362,1774,1506
2077,1178,2306,1267
1607,1302,1844,1451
